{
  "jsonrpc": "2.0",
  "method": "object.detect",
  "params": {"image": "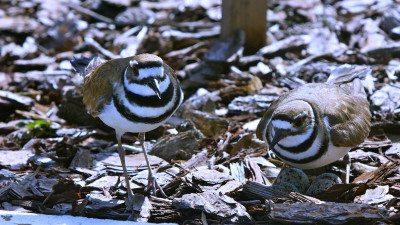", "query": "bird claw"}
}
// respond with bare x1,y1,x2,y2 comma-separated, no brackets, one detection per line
124,194,138,221
145,175,167,198
124,193,135,212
